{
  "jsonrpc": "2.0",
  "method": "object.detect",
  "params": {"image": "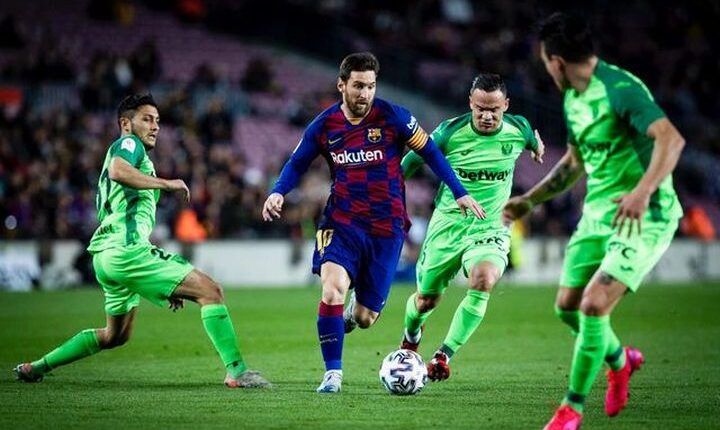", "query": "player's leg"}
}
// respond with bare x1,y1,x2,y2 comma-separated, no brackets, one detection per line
108,243,268,388
435,262,500,356
315,261,351,392
546,218,677,427
15,251,140,382
172,269,269,388
428,230,508,381
15,310,138,382
402,215,463,351
544,271,627,429
310,226,360,393
347,232,405,331
555,218,608,335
